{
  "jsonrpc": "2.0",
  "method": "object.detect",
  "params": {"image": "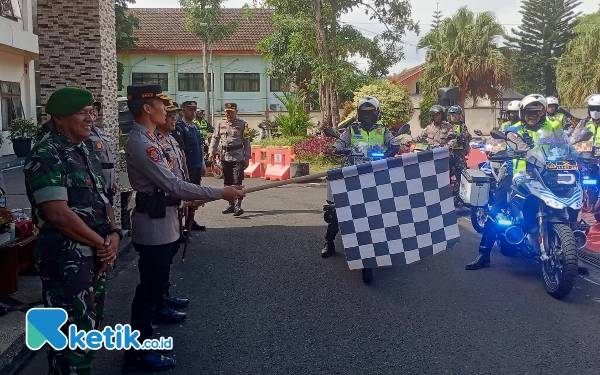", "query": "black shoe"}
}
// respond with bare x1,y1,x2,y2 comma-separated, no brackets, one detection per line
465,254,490,270
153,306,187,324
233,207,244,216
321,242,335,258
222,205,235,214
191,222,206,231
164,294,189,308
123,351,176,373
